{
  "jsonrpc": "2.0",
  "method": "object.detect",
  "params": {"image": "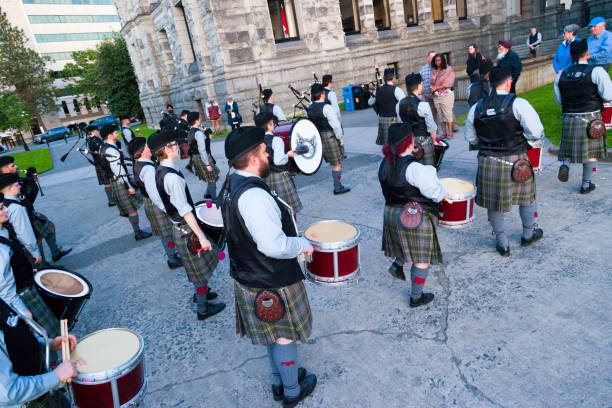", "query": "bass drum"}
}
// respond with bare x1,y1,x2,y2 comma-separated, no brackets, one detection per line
273,118,323,175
